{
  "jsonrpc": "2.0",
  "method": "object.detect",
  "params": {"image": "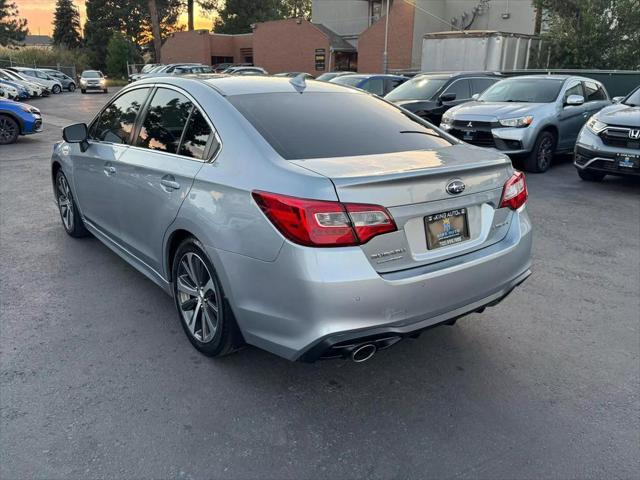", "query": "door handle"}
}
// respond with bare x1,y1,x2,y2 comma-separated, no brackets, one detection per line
161,177,181,190
103,164,116,176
